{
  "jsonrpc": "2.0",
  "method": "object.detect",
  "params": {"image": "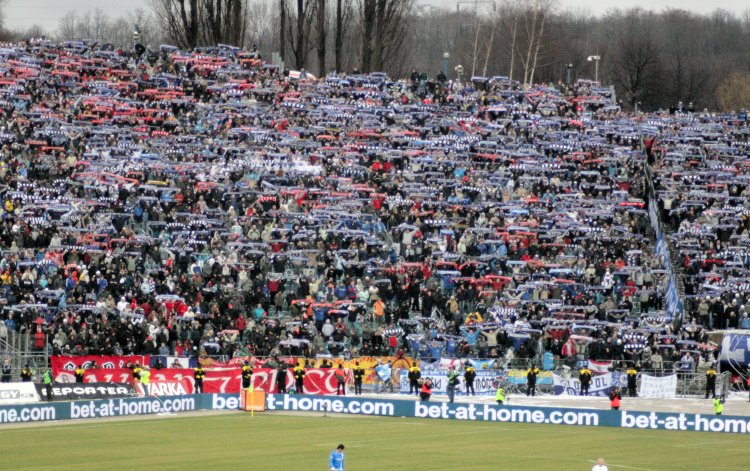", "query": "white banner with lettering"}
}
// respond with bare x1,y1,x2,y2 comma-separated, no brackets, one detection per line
398,369,497,396
552,372,626,397
0,382,40,405
638,374,677,398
